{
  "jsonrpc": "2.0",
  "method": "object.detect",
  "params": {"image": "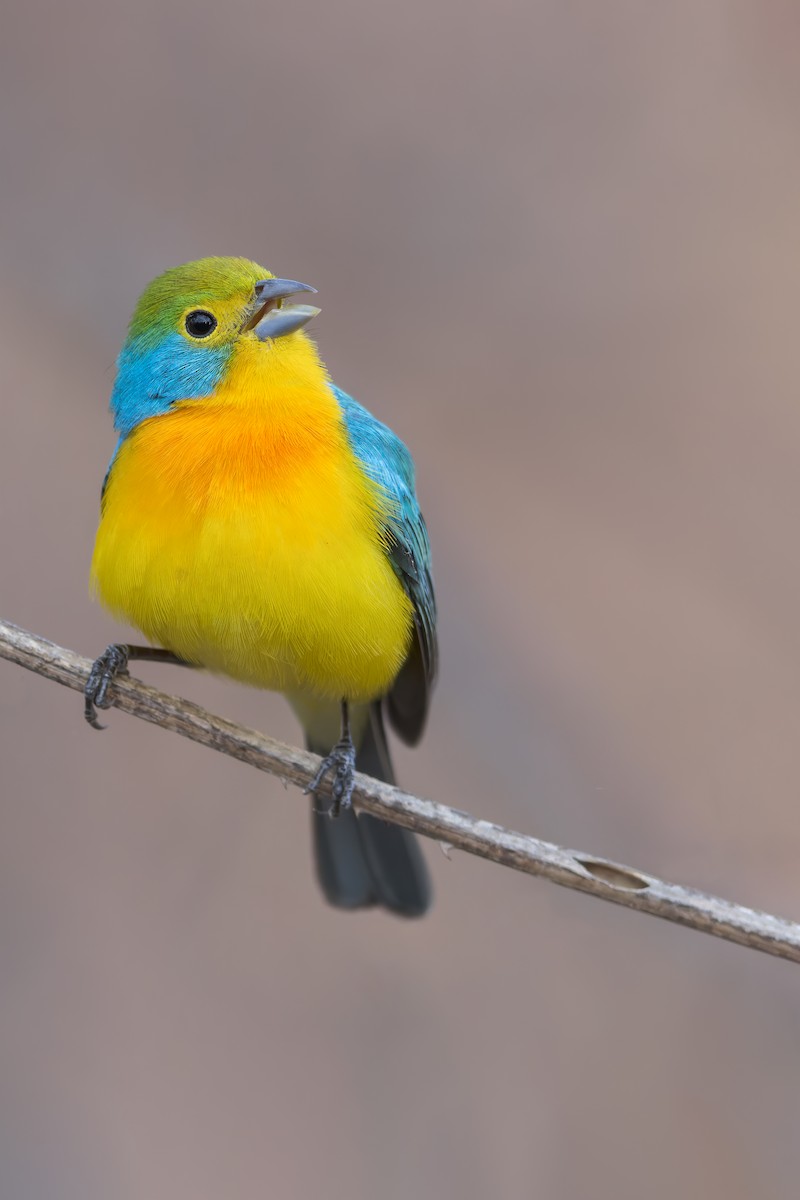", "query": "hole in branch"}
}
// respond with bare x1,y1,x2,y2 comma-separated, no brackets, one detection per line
577,859,650,891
